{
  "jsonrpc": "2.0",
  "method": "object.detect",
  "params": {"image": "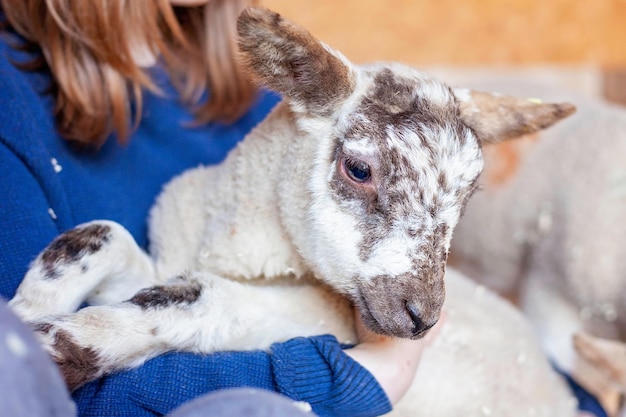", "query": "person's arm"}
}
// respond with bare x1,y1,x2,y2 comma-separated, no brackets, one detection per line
345,310,445,405
73,334,392,417
73,312,443,417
